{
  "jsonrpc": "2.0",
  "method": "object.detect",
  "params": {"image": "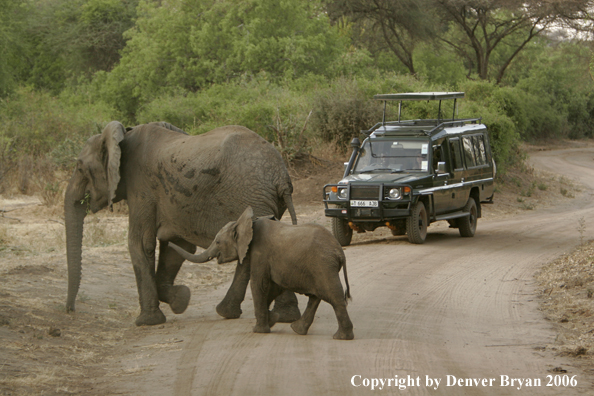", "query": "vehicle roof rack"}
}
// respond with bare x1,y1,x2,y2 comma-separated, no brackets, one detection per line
373,92,465,126
373,92,465,101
